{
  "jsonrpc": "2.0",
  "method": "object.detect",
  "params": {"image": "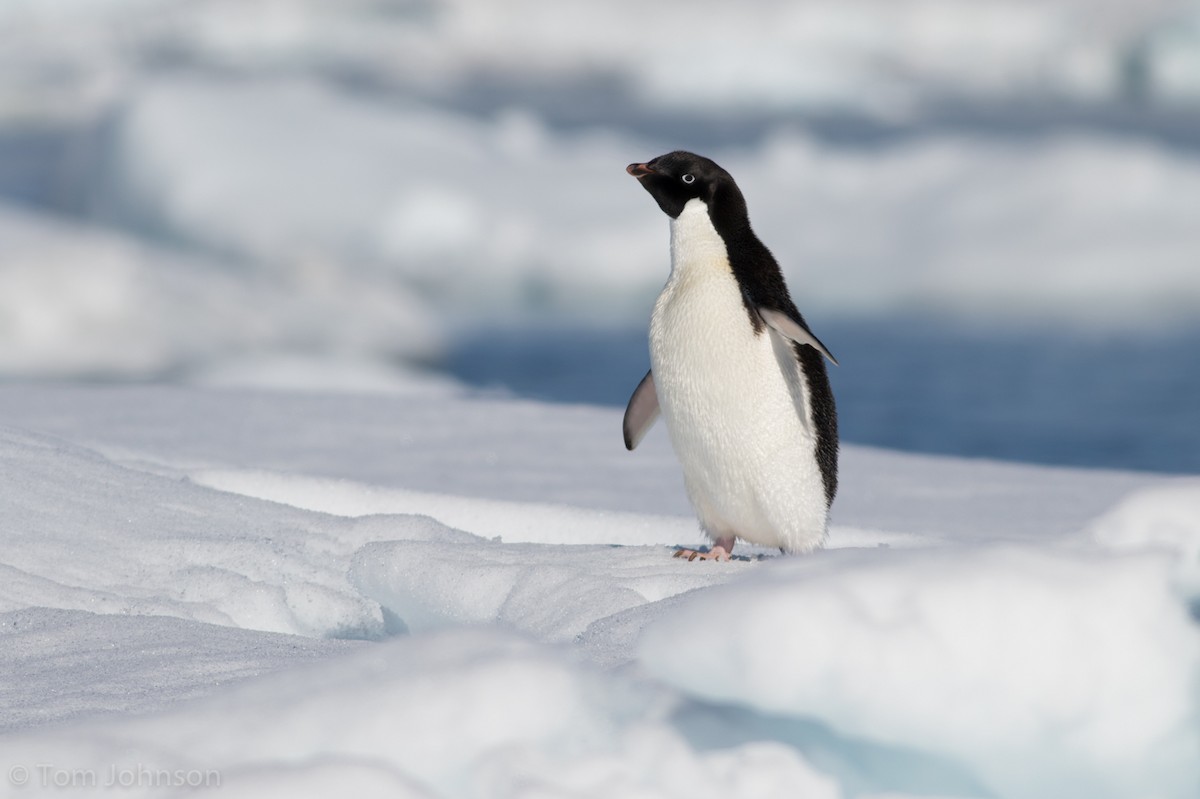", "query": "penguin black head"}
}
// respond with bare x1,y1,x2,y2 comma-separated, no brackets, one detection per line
626,150,745,221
